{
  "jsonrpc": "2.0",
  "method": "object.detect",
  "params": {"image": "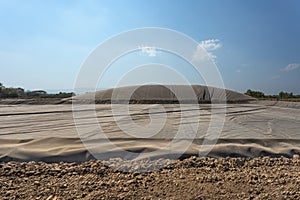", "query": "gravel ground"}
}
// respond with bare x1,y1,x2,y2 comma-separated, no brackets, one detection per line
0,156,300,200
